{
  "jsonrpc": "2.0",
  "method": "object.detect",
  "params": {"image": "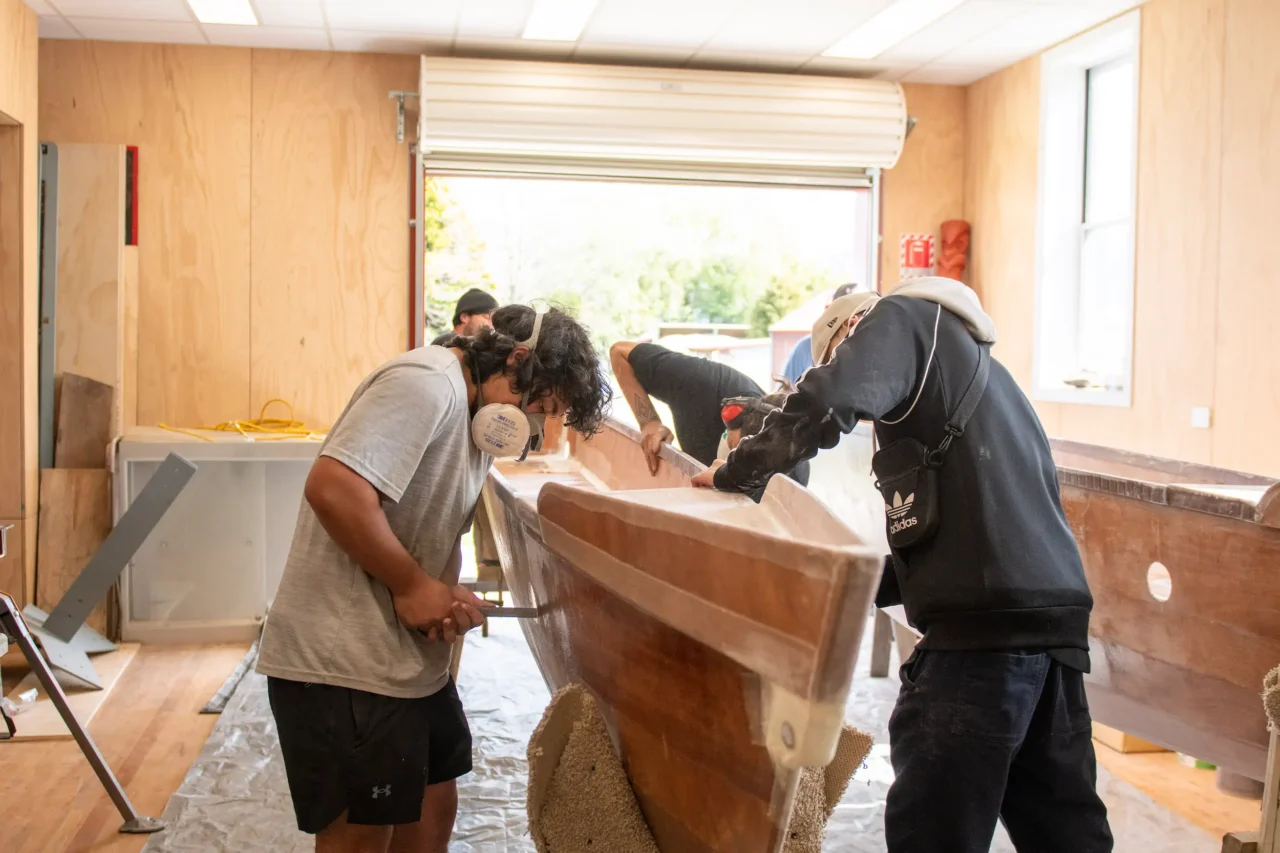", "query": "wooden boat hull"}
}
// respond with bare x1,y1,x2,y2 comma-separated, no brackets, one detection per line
1051,440,1280,779
480,421,882,853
